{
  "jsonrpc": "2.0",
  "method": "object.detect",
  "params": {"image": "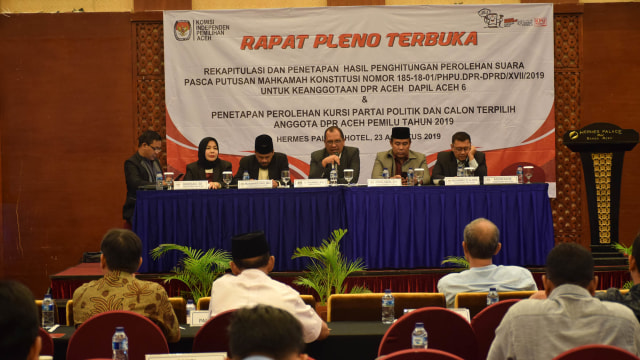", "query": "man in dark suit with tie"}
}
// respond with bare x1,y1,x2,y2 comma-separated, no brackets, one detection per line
233,134,289,188
432,131,487,183
122,130,163,223
309,126,360,184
